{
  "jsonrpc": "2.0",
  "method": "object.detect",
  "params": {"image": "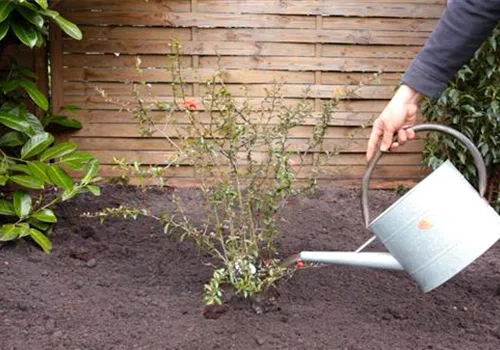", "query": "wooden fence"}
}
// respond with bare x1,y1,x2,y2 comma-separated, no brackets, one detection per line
51,0,448,188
